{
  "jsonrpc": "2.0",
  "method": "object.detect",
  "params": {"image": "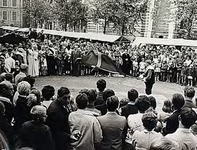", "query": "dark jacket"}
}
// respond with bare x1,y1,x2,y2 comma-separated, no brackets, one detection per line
46,100,71,150
14,95,31,132
19,120,56,150
0,114,14,146
121,103,138,119
162,110,180,136
144,65,155,84
0,96,14,124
